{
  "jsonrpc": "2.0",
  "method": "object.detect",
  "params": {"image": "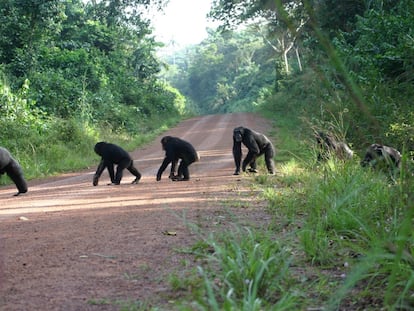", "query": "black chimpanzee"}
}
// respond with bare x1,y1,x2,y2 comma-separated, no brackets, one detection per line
93,142,141,186
232,126,275,175
315,131,354,161
361,144,401,174
156,136,199,181
0,147,28,196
